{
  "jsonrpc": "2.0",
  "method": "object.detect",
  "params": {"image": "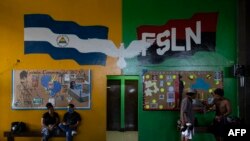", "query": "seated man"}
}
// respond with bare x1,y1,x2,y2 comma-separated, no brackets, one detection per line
41,102,60,141
59,103,81,141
